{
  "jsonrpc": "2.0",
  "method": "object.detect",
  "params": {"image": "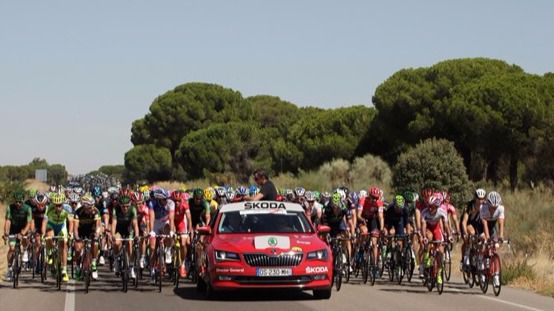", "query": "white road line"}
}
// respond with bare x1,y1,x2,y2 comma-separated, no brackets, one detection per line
448,286,545,311
477,295,545,311
64,279,76,311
